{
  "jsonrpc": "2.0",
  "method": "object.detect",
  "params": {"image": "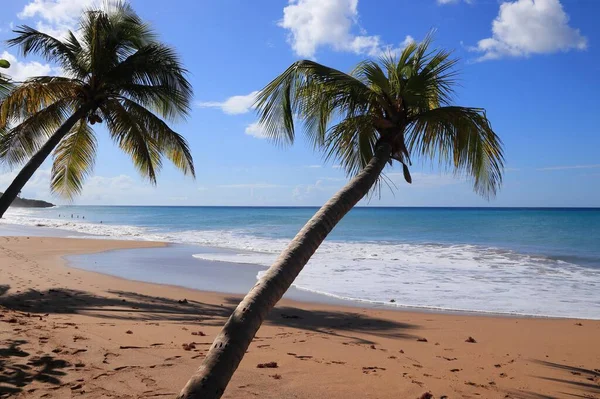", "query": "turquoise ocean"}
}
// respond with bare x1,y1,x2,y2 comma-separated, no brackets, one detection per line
3,206,599,319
